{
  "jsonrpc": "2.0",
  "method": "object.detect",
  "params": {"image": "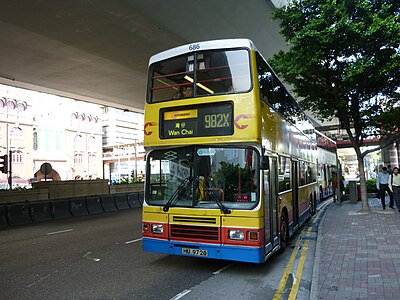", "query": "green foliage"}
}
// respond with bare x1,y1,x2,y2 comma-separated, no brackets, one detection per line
271,0,400,210
111,176,143,185
344,179,377,194
271,0,400,146
366,179,378,193
0,186,30,191
211,162,255,201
